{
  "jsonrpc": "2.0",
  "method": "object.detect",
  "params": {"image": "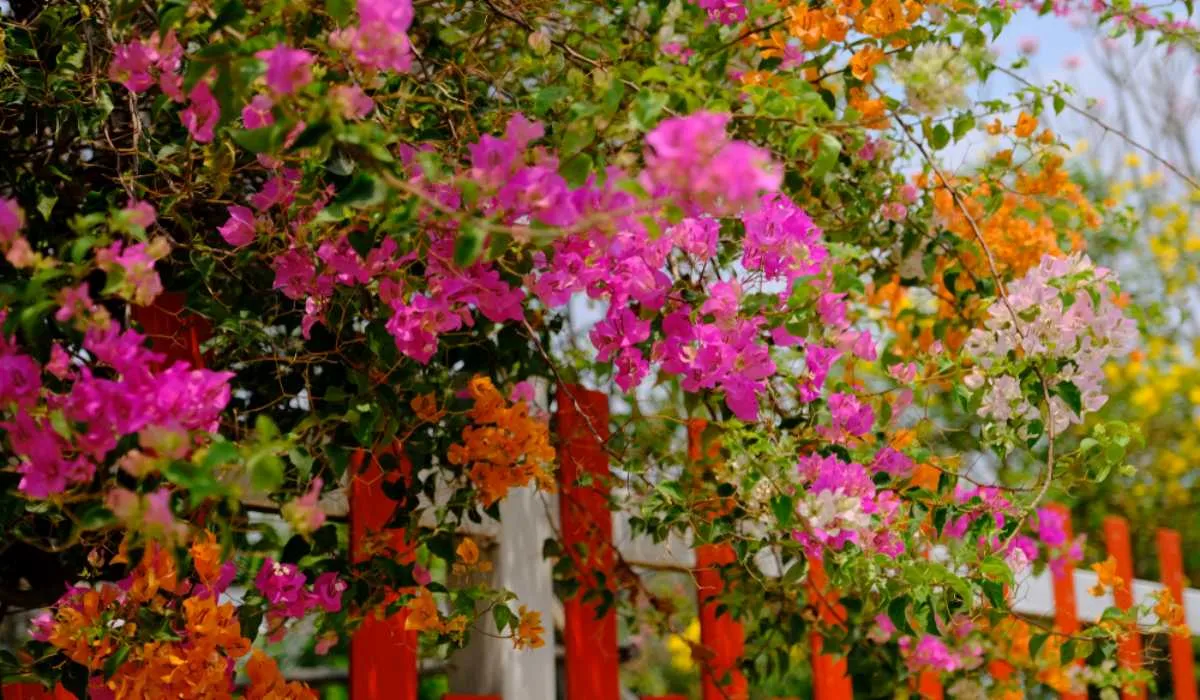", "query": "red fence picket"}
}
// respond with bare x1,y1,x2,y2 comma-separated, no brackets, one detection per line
1156,528,1197,700
130,291,210,367
687,420,748,700
1048,503,1087,700
808,559,853,700
350,446,419,700
0,685,73,700
1103,516,1146,700
556,384,621,700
